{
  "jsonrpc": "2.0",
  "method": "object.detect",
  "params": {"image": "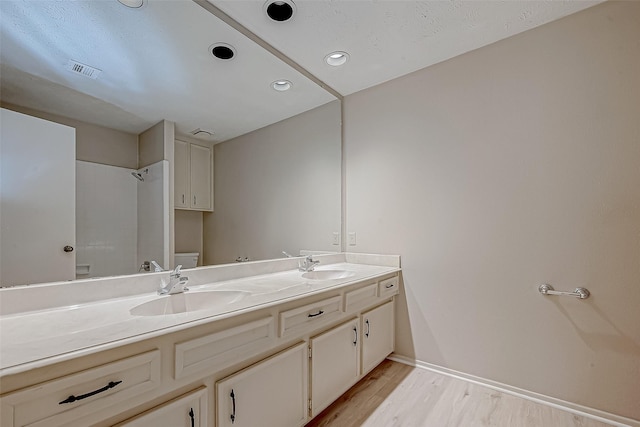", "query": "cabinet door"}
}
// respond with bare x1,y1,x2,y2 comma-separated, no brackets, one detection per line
116,387,208,427
174,140,189,209
189,143,212,211
216,343,308,427
362,301,395,375
310,318,360,417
